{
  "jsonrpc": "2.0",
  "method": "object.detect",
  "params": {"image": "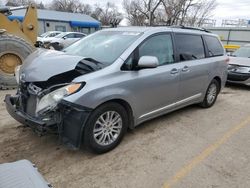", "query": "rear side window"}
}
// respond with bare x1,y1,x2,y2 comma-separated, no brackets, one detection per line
204,36,224,57
175,34,205,61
